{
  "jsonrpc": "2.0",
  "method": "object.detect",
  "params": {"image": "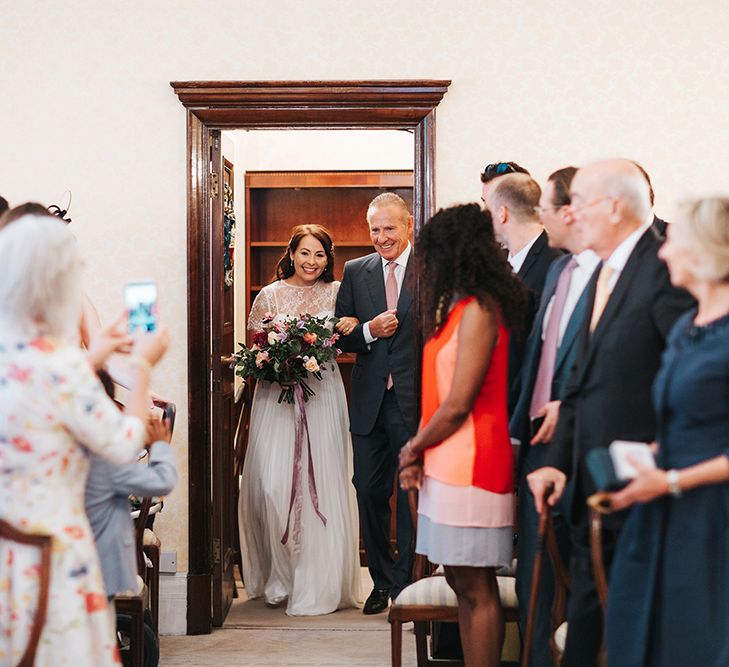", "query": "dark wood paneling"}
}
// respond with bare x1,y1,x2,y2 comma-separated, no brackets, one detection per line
248,185,413,241
186,112,212,635
170,80,450,111
246,170,413,189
